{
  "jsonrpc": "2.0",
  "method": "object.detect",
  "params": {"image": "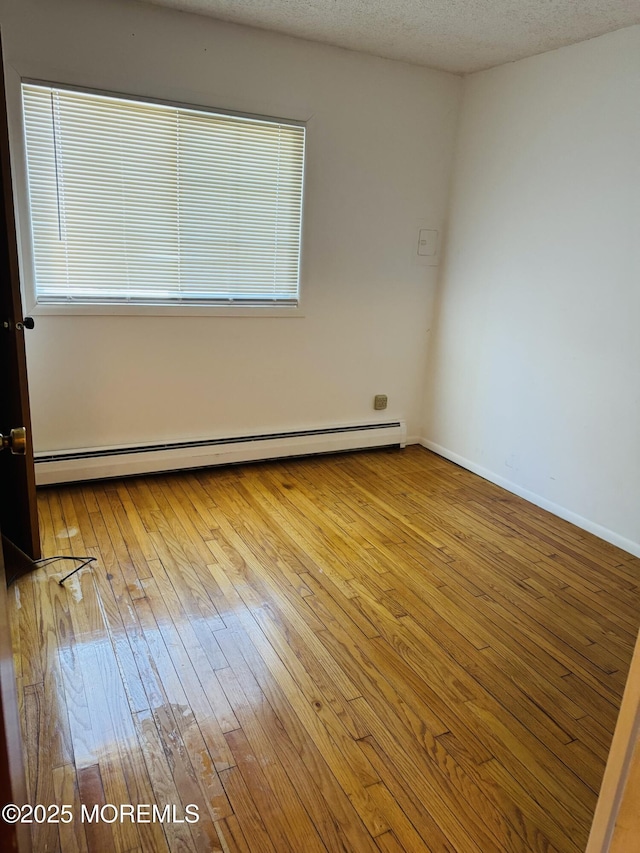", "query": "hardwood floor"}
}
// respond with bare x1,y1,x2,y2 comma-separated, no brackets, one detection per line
7,446,640,852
